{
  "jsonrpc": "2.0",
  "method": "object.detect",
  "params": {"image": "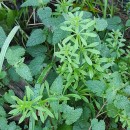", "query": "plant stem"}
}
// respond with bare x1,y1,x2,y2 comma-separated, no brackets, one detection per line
103,0,108,18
